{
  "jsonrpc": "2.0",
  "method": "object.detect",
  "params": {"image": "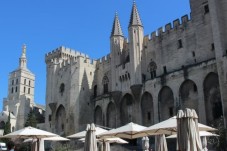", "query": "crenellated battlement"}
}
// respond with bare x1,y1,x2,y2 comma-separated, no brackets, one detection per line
96,54,111,65
147,14,191,41
45,46,90,63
